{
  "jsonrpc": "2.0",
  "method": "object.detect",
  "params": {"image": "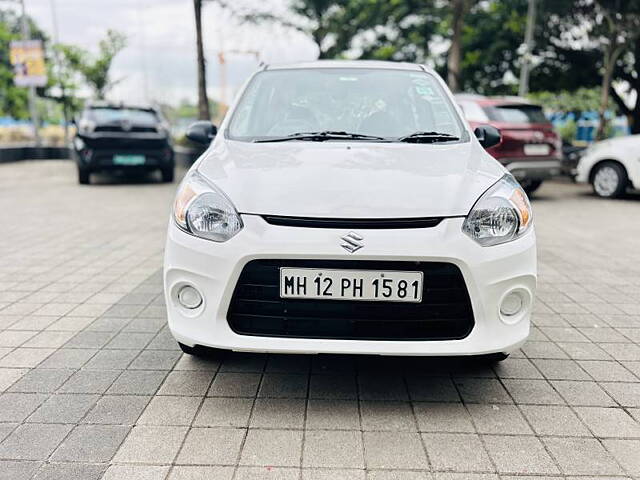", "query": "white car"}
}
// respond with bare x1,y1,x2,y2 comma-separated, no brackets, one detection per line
164,61,536,361
575,134,640,198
